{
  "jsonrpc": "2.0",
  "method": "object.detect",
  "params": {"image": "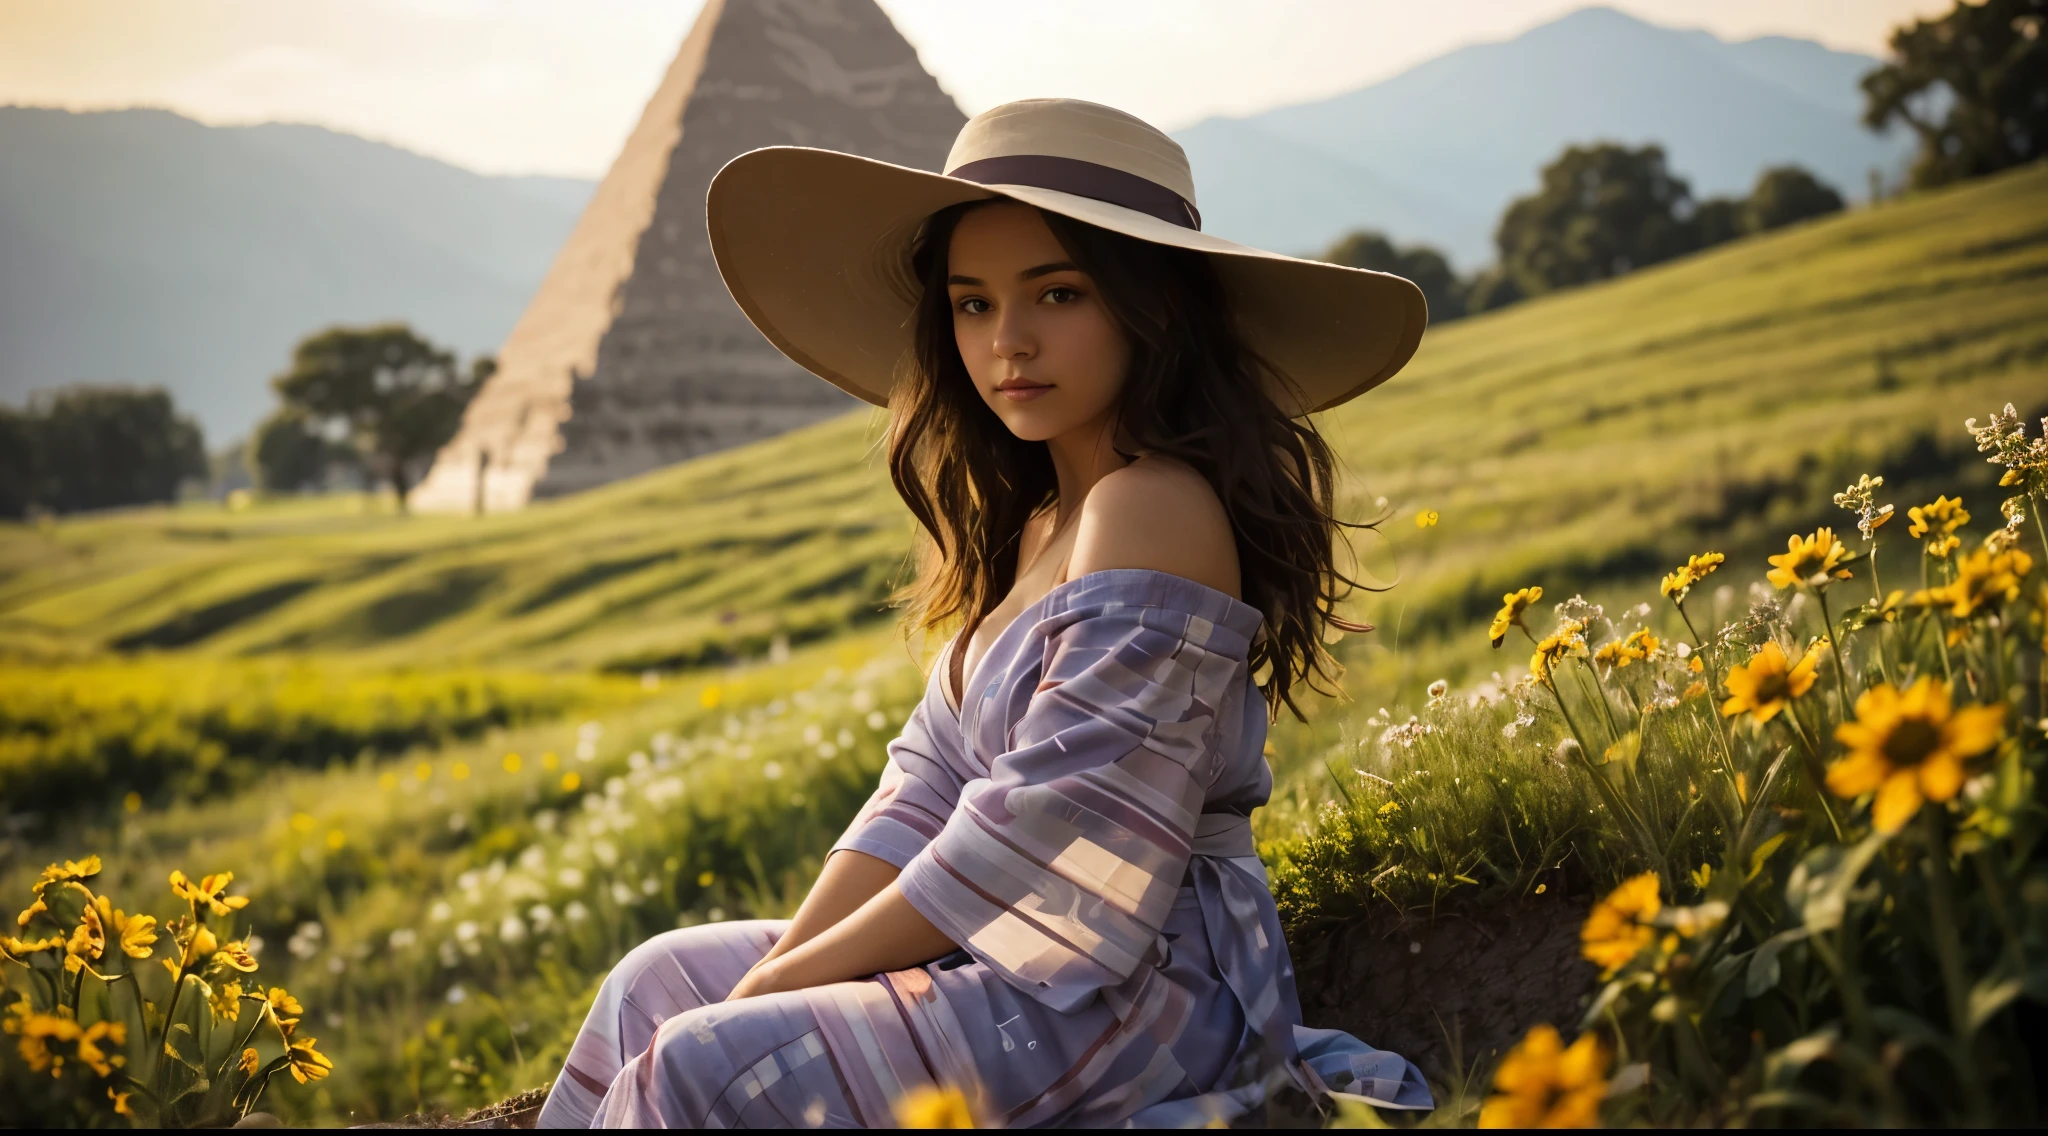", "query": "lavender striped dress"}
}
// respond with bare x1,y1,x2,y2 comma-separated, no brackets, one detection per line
539,570,1429,1128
